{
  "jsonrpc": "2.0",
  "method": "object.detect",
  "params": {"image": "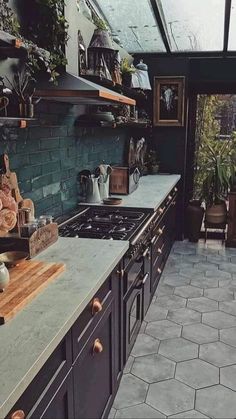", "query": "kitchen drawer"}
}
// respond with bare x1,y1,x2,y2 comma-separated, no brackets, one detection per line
72,271,115,362
6,332,72,419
